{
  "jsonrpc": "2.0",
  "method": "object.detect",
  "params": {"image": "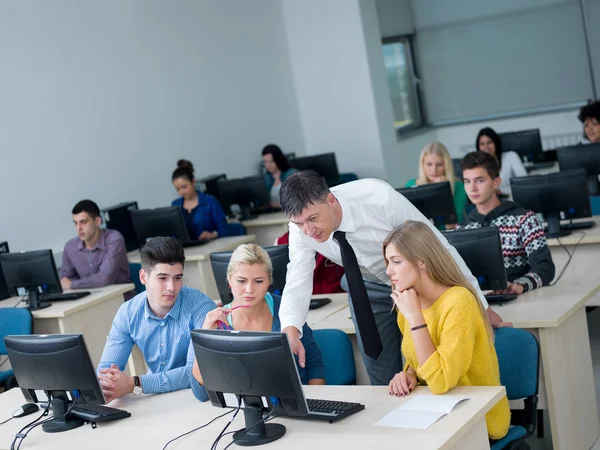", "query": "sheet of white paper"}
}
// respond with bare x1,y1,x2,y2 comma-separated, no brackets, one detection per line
375,409,446,429
399,394,469,414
